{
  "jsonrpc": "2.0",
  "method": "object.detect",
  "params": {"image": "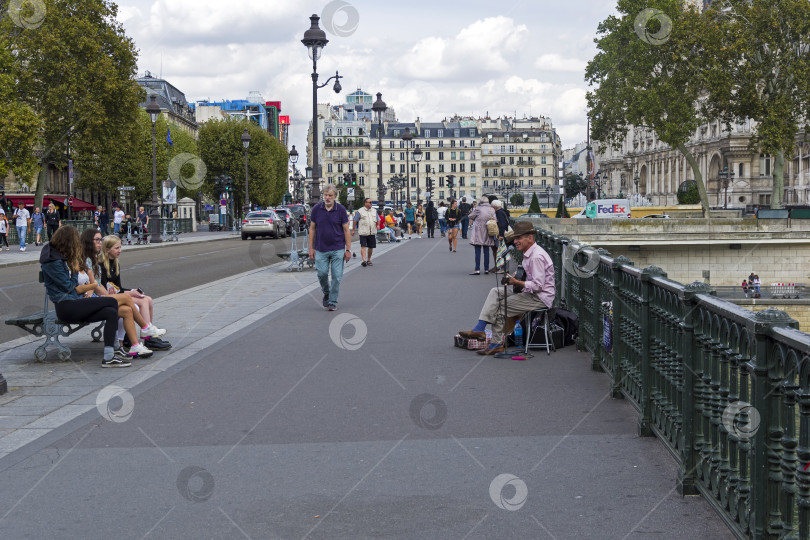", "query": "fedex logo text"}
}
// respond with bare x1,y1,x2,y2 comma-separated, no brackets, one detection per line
596,204,627,214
